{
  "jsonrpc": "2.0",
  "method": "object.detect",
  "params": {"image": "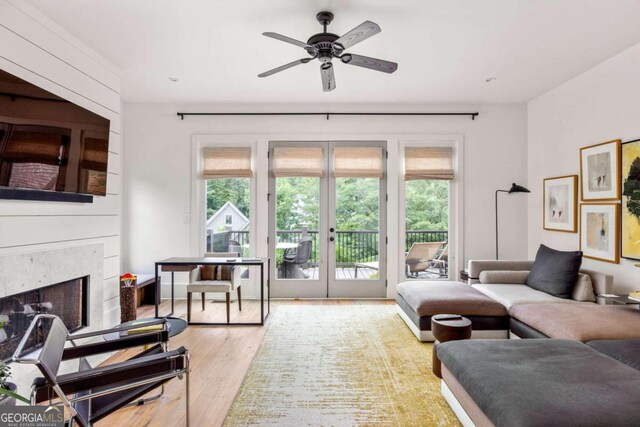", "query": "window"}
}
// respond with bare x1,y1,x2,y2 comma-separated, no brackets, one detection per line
404,146,453,279
202,147,252,259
